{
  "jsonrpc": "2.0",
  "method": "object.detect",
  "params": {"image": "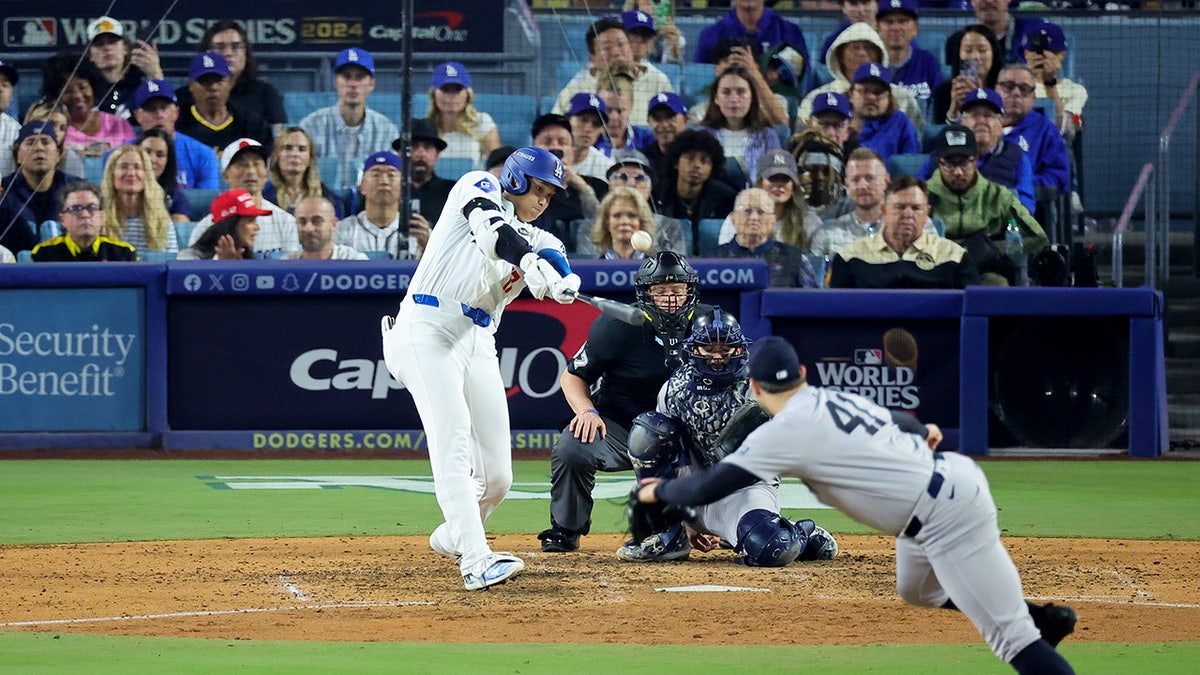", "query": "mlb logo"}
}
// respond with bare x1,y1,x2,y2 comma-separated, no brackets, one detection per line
855,349,883,365
4,18,56,47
